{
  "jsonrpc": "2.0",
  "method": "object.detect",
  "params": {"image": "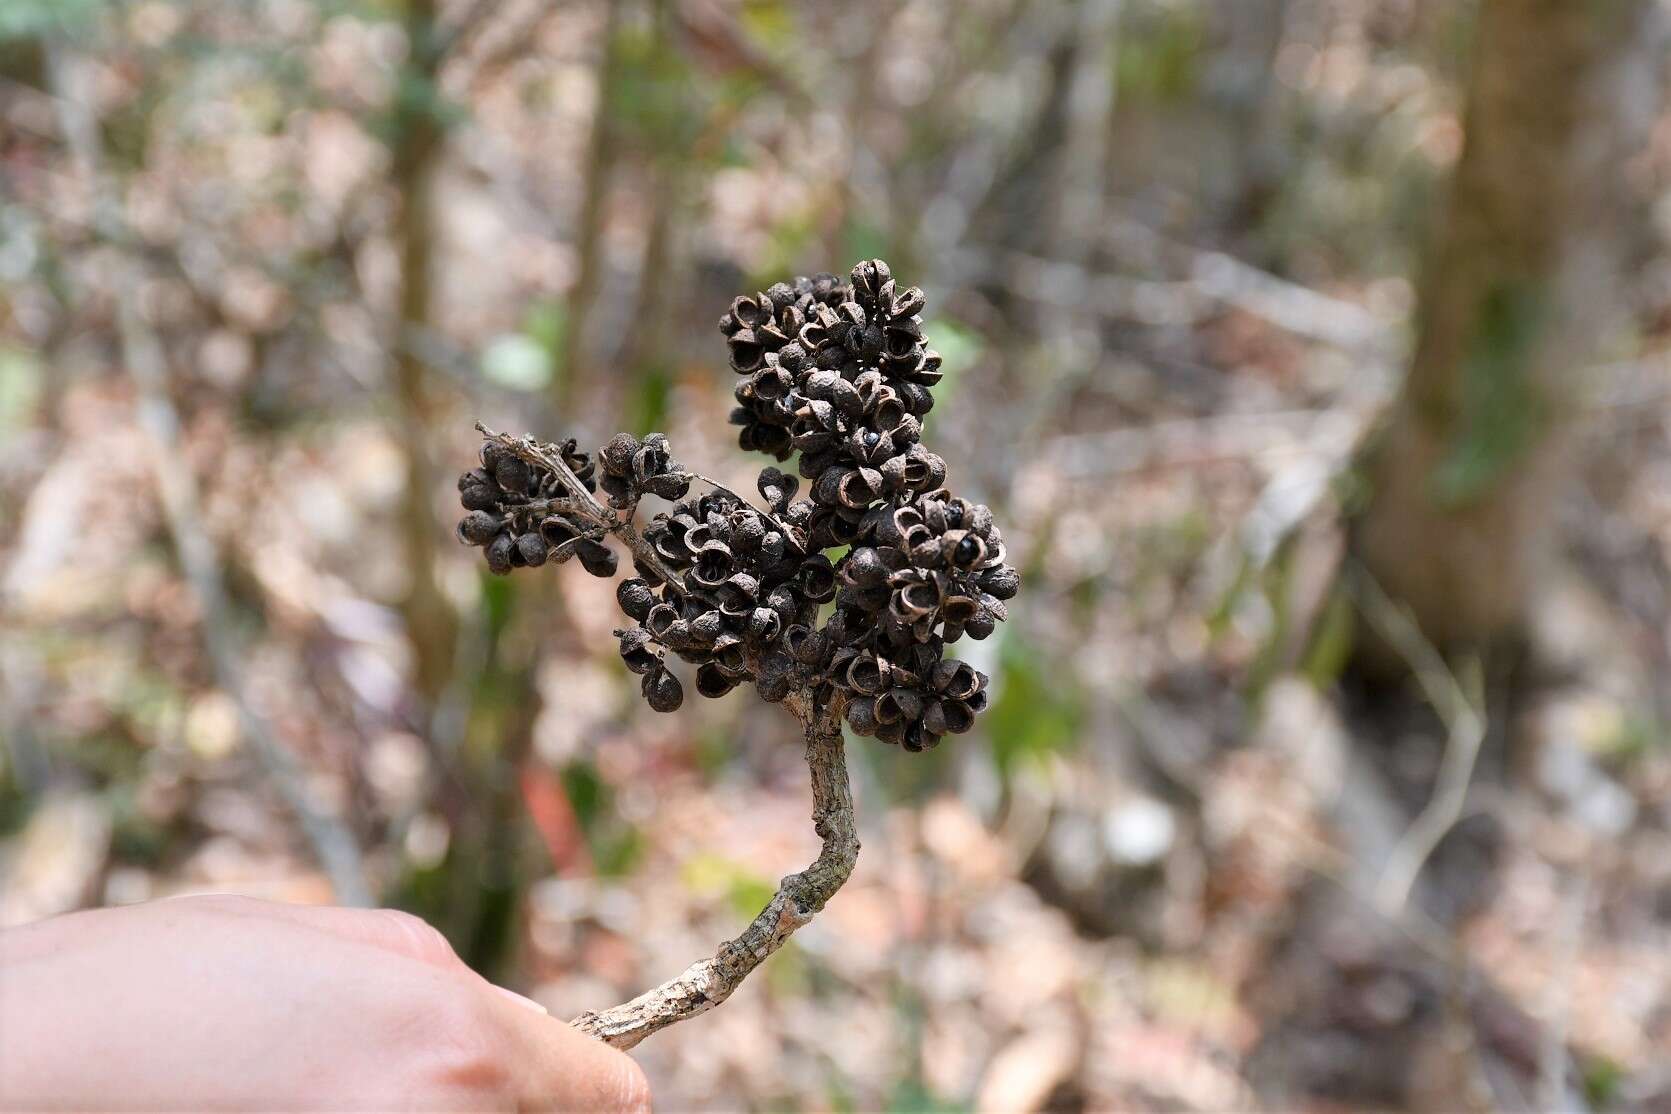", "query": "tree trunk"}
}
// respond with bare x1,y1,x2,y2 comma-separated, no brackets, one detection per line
1355,0,1660,655
392,0,459,706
